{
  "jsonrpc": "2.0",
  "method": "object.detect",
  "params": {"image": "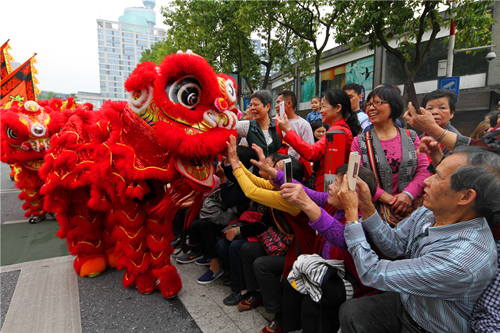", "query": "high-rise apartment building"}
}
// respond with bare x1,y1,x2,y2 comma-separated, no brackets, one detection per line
96,0,166,100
